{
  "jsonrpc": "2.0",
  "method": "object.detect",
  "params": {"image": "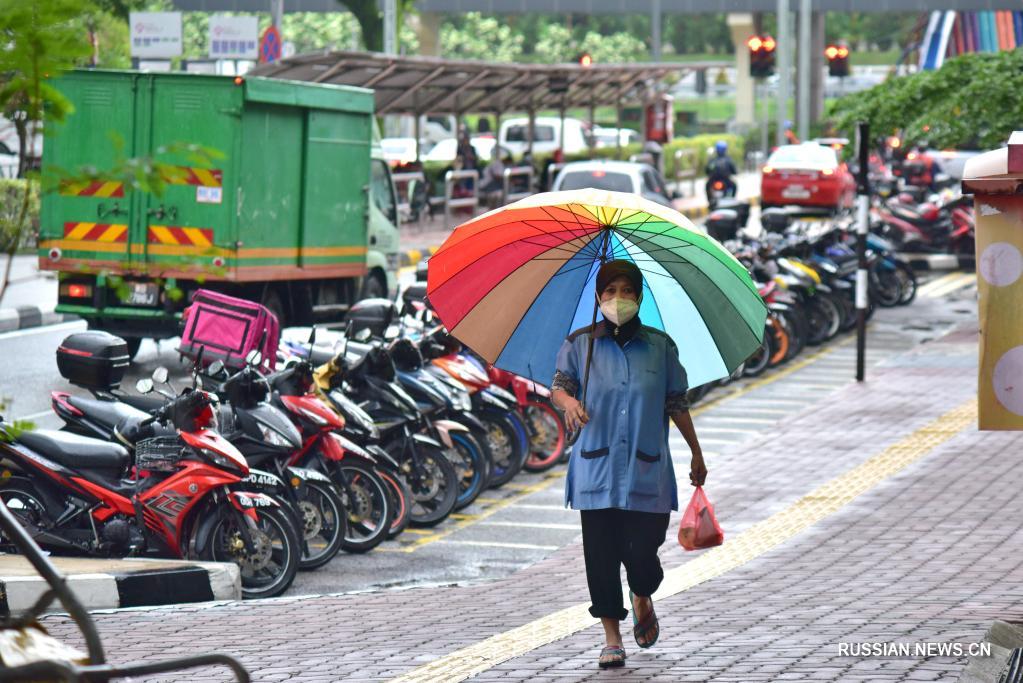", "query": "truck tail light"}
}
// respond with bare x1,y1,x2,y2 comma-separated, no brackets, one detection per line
61,283,93,298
